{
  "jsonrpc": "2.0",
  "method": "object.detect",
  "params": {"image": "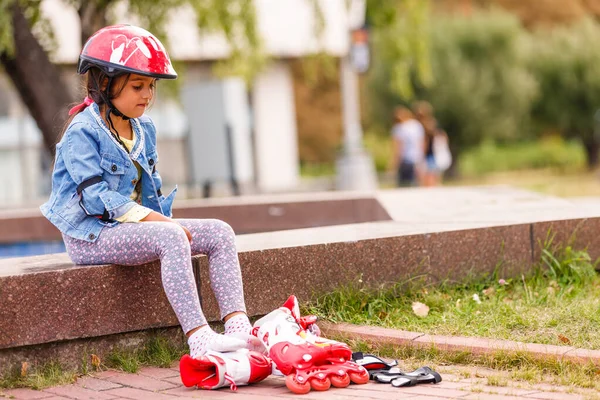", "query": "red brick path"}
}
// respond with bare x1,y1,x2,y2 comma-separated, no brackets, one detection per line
3,322,599,399
0,364,595,400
